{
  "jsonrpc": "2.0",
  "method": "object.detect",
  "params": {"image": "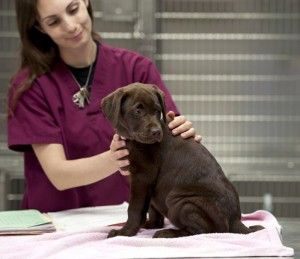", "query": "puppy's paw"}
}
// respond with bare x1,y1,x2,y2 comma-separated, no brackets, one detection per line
107,229,121,238
249,225,265,232
153,229,189,238
143,220,164,229
107,227,138,238
153,229,175,238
